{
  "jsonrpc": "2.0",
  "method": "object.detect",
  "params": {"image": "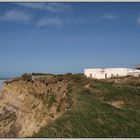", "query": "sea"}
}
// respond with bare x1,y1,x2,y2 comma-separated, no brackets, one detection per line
0,78,9,89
